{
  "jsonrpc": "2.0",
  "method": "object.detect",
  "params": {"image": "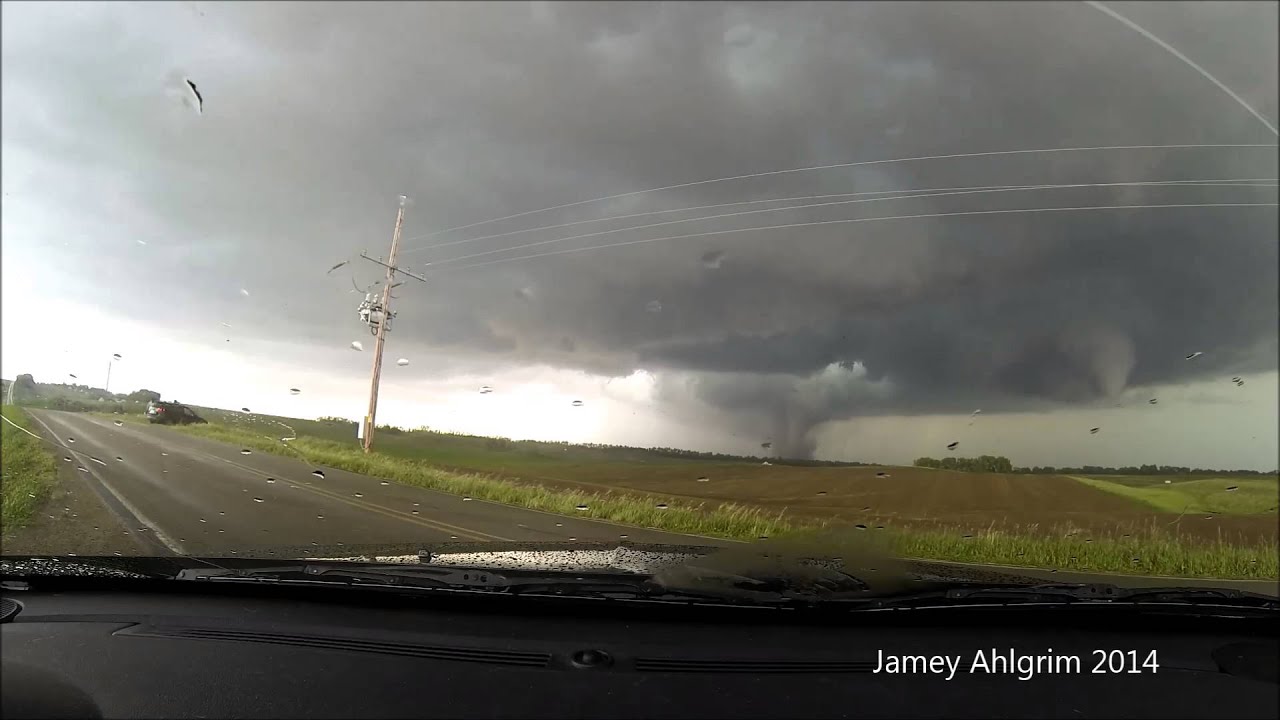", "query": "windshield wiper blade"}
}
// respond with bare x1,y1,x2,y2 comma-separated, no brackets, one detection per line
176,562,797,605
